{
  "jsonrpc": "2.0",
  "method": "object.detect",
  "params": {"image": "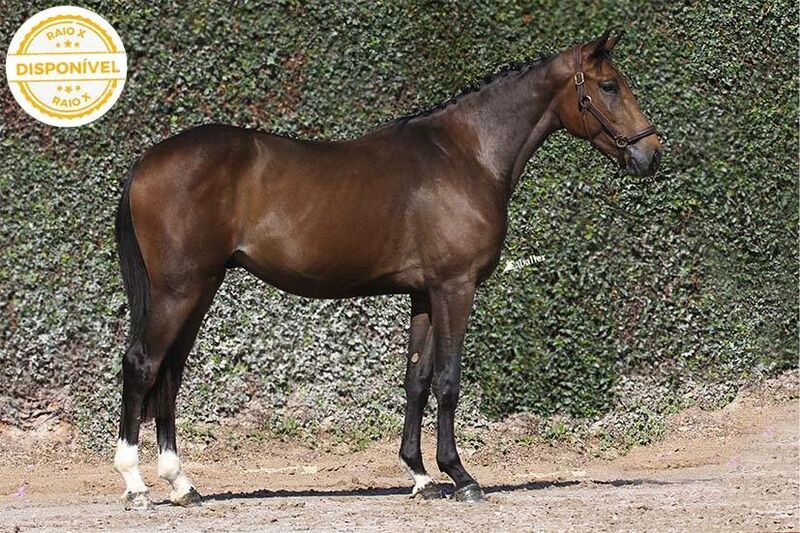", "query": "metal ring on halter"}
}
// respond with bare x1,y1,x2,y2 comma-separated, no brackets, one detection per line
614,136,629,148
